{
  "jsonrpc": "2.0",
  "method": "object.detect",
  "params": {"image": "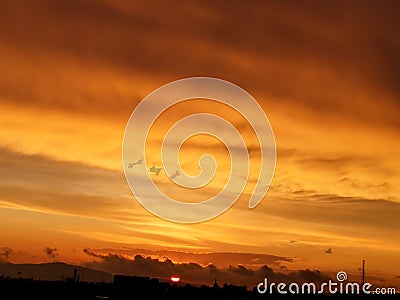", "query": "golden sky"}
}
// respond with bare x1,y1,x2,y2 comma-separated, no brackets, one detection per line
0,0,399,287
